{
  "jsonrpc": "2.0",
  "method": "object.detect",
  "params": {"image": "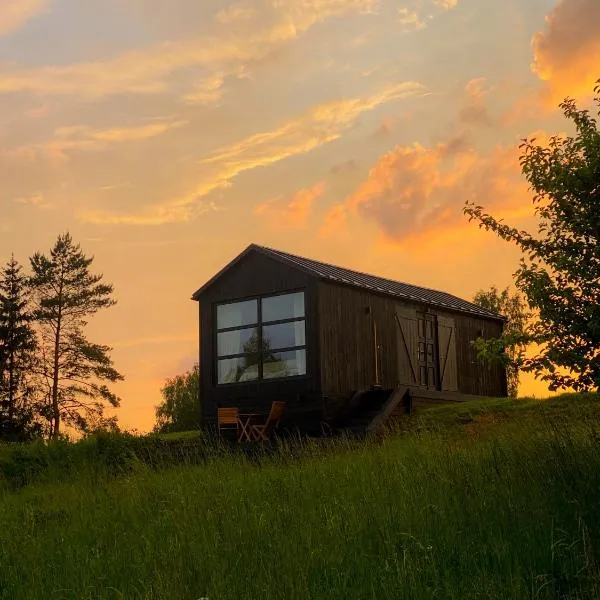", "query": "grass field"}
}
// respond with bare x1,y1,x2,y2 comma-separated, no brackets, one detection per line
1,393,599,599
